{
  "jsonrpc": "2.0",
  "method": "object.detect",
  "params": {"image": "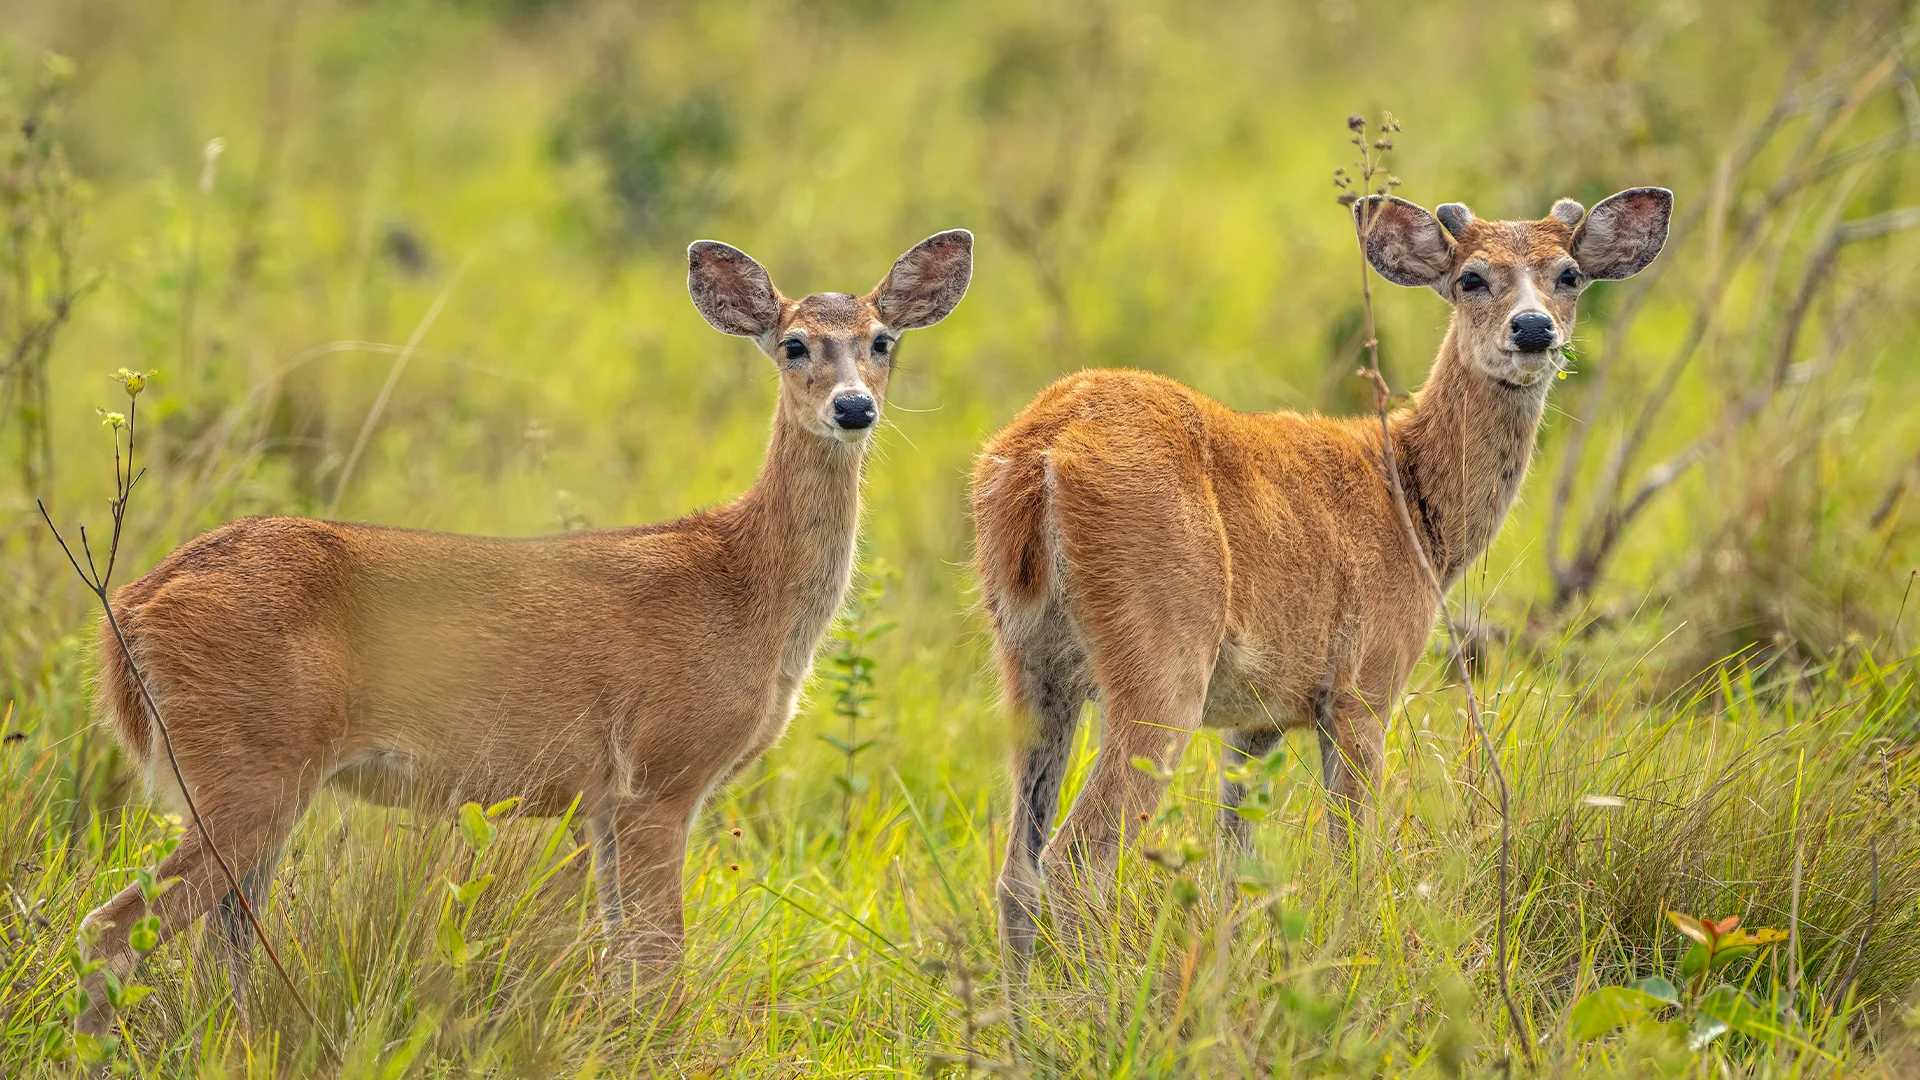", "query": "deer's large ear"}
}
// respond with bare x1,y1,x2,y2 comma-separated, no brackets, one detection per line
688,240,783,338
1355,196,1453,293
1572,188,1673,280
872,229,973,329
